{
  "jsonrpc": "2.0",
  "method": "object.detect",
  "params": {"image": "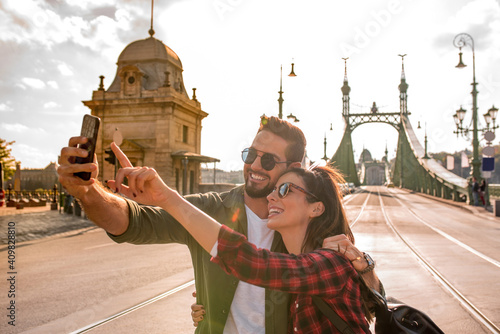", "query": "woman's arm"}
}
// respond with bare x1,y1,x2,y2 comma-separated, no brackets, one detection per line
157,189,222,252
212,225,356,297
110,144,221,253
322,234,384,295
